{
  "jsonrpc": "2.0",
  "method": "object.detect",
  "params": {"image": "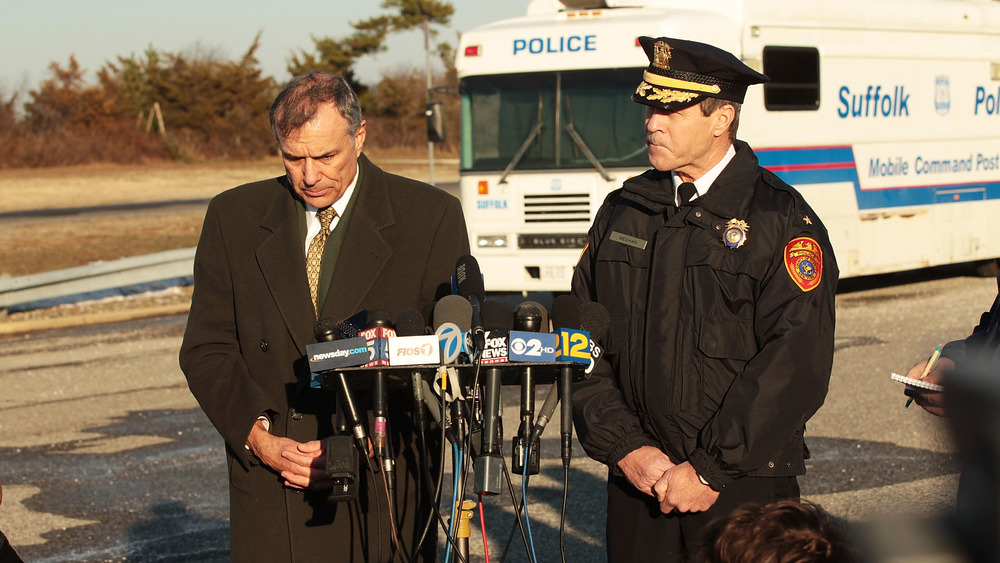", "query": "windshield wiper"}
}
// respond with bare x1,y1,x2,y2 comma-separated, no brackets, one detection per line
563,95,613,183
563,122,613,183
499,94,544,185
